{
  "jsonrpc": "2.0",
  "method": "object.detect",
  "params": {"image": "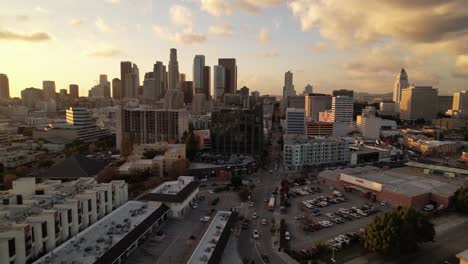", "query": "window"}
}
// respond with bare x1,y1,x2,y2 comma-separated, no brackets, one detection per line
104,191,108,202
41,222,47,238
8,238,16,257
68,209,72,223
88,200,92,211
